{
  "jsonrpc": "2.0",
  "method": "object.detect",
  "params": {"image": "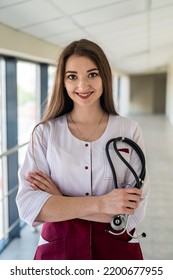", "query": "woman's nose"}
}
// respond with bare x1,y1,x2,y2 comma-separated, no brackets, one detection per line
76,77,89,91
